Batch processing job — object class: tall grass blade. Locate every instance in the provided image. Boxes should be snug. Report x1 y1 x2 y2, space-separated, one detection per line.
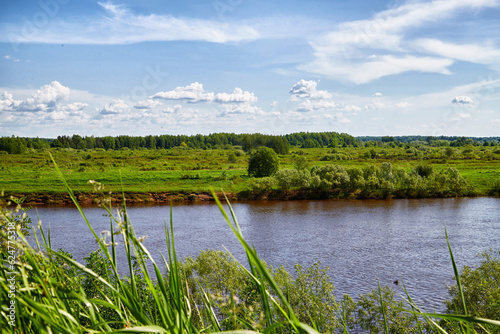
377 279 390 334
445 227 468 316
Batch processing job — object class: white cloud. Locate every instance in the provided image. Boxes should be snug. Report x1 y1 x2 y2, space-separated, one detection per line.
0 1 259 45
0 92 22 111
365 100 386 110
61 102 88 112
151 82 214 102
163 104 182 113
302 55 454 85
296 99 336 112
396 101 414 108
4 55 20 62
299 0 499 83
323 112 351 123
214 88 257 103
134 99 163 110
152 83 258 105
218 103 263 117
416 39 500 65
99 99 131 115
451 96 474 104
373 92 383 97
338 105 362 112
289 79 331 99
0 81 86 114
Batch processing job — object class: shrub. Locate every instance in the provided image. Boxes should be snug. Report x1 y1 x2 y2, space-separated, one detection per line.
320 153 352 161
444 250 500 333
248 176 276 192
488 178 500 196
247 146 279 177
310 164 350 190
275 169 299 190
414 164 434 178
227 151 237 163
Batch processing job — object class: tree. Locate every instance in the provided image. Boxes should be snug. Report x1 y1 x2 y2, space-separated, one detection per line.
247 146 279 177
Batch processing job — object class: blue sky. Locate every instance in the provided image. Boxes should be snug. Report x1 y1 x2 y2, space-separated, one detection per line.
1 0 500 138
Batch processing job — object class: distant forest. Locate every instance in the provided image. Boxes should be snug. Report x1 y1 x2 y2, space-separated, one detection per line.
1 132 499 154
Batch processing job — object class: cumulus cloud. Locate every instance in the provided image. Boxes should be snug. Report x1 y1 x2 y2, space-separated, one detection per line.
99 99 131 115
0 92 22 112
151 82 214 102
134 99 163 110
365 100 386 110
0 1 259 45
338 105 362 112
218 103 263 117
214 88 257 103
289 79 331 99
163 104 182 113
151 83 257 104
323 112 351 123
373 92 383 97
396 101 414 108
451 96 474 104
0 81 88 114
296 99 336 112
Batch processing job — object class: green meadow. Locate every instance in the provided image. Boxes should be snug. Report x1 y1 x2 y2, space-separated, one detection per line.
1 144 500 202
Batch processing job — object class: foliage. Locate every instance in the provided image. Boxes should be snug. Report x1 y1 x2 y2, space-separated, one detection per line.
247 146 279 177
274 263 340 333
248 177 277 193
444 250 500 333
320 153 352 161
414 164 434 178
354 286 422 333
488 178 500 196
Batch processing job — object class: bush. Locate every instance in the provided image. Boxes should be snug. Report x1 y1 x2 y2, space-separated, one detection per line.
247 146 279 177
275 169 299 190
248 176 276 192
310 164 350 190
320 153 352 161
488 178 500 196
414 164 434 178
227 152 237 163
444 250 500 333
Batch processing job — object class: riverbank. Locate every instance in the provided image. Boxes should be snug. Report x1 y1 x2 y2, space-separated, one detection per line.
3 187 491 206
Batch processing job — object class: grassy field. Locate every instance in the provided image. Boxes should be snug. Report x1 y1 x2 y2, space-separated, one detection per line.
1 145 500 201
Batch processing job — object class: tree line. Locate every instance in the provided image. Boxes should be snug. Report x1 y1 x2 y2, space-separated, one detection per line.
0 132 498 154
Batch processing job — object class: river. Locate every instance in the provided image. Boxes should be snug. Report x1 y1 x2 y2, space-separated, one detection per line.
29 197 499 312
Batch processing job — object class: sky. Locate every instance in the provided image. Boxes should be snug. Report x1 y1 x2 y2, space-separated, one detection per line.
1 0 500 138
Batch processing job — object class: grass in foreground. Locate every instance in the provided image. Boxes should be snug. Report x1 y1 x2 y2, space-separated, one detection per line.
0 156 499 333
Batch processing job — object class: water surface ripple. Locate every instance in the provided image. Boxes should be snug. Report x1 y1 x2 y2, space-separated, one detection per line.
33 197 500 312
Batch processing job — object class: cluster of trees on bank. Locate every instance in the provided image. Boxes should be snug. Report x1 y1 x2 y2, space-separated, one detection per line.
247 147 473 198
2 132 498 155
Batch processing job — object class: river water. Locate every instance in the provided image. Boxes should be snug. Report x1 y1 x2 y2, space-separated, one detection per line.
30 197 499 312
